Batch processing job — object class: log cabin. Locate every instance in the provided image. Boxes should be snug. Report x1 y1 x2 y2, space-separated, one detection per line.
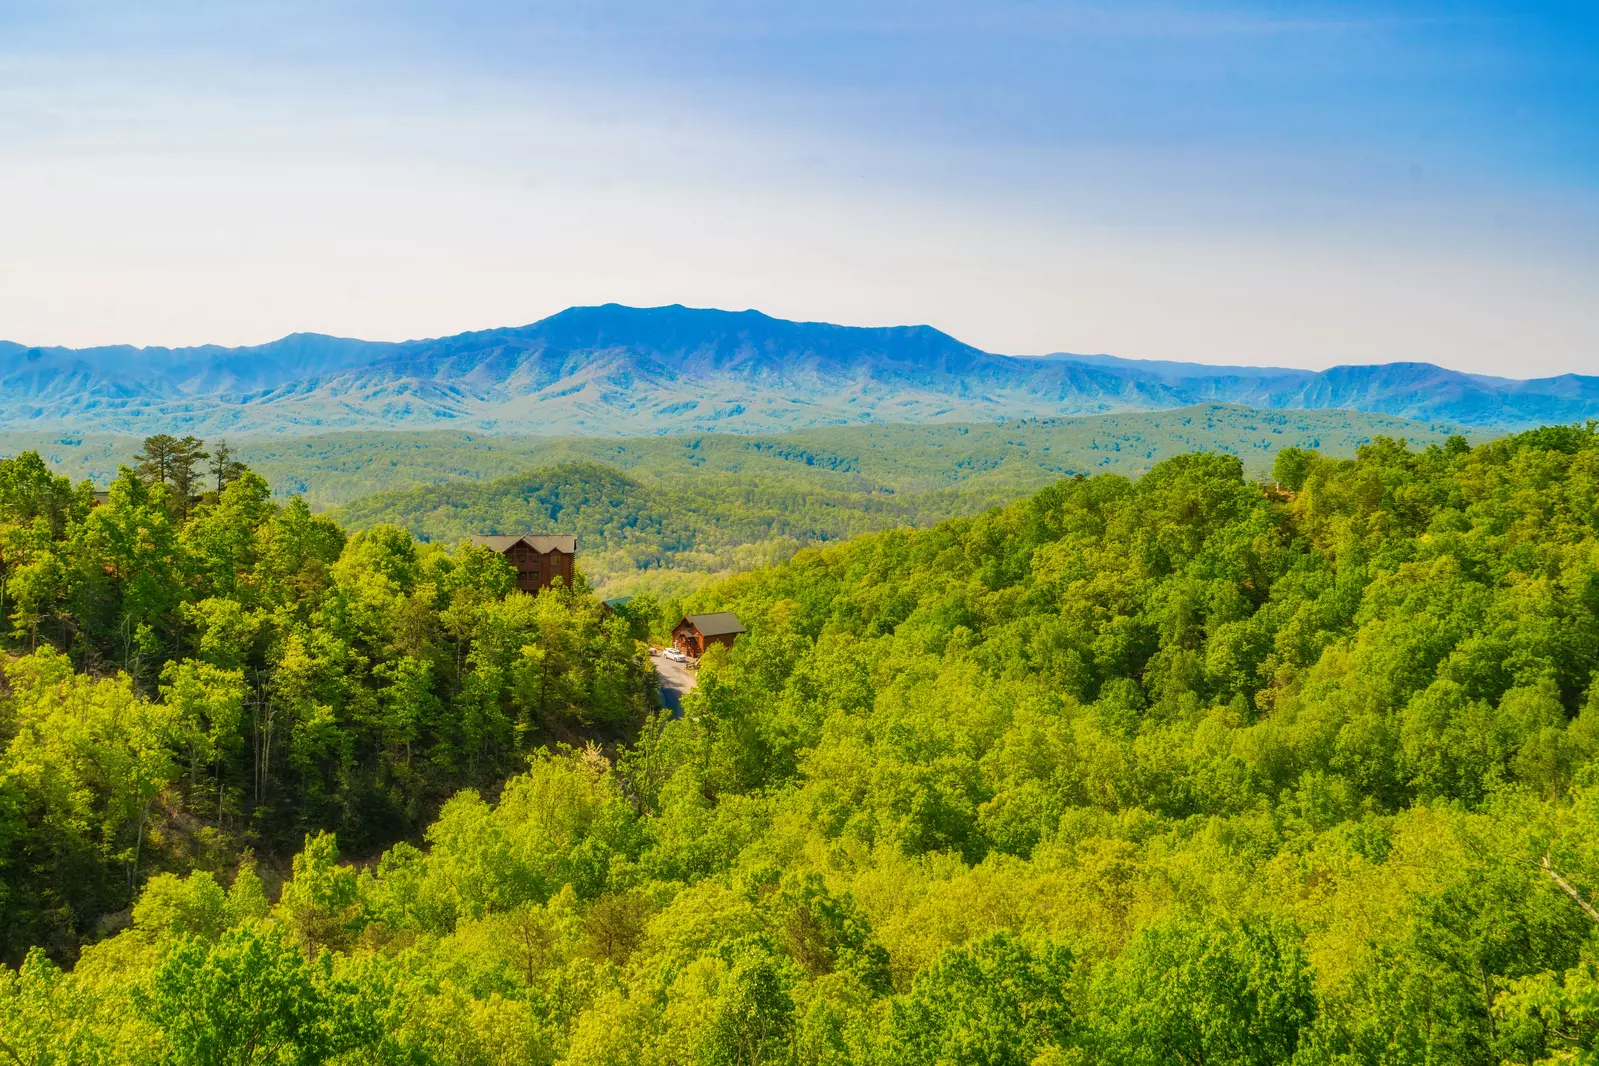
470 534 577 593
672 612 746 657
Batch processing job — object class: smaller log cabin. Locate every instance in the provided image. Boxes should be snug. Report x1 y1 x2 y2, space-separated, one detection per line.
470 534 577 594
673 612 746 657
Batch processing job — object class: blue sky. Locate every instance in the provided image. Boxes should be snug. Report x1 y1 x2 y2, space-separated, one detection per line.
1 0 1595 374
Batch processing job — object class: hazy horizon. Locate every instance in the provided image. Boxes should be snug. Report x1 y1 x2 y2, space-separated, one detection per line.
0 300 1593 382
3 1 1595 376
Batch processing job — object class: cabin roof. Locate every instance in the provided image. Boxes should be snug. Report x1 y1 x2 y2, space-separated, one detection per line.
603 595 634 610
679 611 746 637
470 534 578 554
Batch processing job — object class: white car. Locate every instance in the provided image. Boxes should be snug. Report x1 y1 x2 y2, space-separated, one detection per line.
662 647 688 663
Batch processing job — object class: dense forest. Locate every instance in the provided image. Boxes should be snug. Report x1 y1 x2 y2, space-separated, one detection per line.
327 407 1465 595
330 461 990 597
7 424 1599 1064
0 434 655 963
2 407 1466 598
0 403 1460 503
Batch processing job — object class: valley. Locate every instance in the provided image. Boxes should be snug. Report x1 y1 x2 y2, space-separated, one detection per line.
323 406 1464 595
0 405 1464 597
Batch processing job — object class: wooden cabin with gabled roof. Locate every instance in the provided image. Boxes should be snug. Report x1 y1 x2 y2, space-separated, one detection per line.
673 612 746 657
470 534 577 594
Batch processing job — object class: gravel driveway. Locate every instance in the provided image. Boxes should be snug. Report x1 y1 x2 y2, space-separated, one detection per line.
650 650 697 718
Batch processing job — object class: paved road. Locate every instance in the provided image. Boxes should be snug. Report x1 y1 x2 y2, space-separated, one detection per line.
650 650 697 718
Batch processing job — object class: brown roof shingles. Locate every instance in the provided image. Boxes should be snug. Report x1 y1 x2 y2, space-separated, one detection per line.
681 612 746 637
470 534 578 554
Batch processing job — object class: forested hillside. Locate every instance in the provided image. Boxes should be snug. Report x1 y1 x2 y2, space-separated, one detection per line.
9 426 1599 1064
323 406 1463 594
2 408 1464 597
0 439 655 963
0 403 1461 503
331 460 960 596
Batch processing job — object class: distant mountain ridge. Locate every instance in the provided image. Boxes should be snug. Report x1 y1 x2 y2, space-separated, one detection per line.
0 303 1587 433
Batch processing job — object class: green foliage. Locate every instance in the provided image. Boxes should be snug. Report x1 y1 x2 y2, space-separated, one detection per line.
12 423 1599 1066
885 932 1076 1066
133 872 230 943
330 460 949 595
0 408 1464 597
143 922 354 1066
0 406 1462 503
0 440 656 963
1272 445 1317 491
0 948 108 1066
1091 918 1314 1066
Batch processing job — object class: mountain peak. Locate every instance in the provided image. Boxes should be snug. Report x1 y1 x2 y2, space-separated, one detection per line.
0 305 1593 434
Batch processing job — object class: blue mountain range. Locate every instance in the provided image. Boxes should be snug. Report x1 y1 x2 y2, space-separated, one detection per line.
0 304 1587 434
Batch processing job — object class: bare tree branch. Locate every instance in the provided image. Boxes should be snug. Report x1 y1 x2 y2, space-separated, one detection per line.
1539 852 1599 923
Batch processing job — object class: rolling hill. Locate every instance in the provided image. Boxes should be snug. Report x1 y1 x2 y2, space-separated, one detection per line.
2 404 1464 505
323 405 1464 594
0 304 1590 433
